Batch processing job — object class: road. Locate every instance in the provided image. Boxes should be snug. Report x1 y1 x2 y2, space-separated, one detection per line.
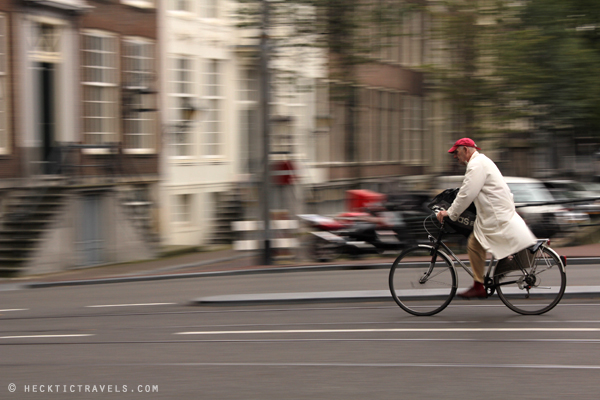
2 269 600 399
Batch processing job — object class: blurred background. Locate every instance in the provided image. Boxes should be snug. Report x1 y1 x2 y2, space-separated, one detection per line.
2 0 600 275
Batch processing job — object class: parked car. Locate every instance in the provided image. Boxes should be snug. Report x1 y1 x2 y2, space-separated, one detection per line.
542 180 600 217
432 175 588 238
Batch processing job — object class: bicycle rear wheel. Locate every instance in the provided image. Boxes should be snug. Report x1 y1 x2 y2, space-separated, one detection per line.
495 246 566 315
389 245 457 316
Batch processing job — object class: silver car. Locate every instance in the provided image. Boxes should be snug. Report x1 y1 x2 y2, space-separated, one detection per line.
433 176 588 238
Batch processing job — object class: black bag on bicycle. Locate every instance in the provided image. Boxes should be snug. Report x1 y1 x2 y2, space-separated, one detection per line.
427 188 477 237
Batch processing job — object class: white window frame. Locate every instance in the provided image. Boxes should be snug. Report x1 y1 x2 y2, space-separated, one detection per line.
81 30 119 152
169 56 195 158
355 87 367 163
172 193 192 224
313 80 330 165
121 0 155 10
390 92 401 162
169 0 194 14
381 91 391 162
202 59 224 158
369 89 380 162
237 68 259 174
403 95 424 164
238 67 258 104
411 12 423 67
200 0 218 19
122 37 156 154
331 100 346 163
0 14 8 155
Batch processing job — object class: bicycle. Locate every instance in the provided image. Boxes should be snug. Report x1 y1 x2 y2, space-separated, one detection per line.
388 209 567 316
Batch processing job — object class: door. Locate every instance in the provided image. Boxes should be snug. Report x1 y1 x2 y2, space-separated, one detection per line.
80 194 104 266
39 62 56 173
30 20 62 175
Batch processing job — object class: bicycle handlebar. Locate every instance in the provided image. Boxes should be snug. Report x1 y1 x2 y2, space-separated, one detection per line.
430 205 445 214
430 206 448 225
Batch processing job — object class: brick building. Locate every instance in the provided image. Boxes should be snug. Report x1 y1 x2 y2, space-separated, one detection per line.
0 0 161 275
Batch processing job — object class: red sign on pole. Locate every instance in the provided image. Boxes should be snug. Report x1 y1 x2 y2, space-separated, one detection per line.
272 160 295 185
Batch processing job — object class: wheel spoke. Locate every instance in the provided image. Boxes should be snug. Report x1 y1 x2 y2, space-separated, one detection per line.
494 246 566 315
389 246 457 316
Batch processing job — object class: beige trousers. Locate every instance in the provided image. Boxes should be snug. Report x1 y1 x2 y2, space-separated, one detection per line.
467 233 486 283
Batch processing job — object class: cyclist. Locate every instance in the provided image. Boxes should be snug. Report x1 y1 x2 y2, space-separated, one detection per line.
436 138 537 298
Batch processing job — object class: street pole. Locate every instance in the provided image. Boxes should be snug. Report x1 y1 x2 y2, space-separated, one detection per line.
260 0 272 265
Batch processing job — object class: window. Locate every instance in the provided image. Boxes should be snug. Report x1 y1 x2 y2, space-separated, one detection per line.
238 68 259 173
172 194 192 224
203 59 223 157
170 56 194 157
0 15 7 155
173 0 191 12
355 88 369 162
123 38 156 153
331 100 346 162
35 22 60 55
369 90 380 162
401 12 423 67
410 13 423 66
200 0 218 18
390 92 401 162
381 91 399 162
314 80 329 164
239 68 258 103
82 31 118 147
381 91 391 161
121 0 155 9
403 95 424 163
360 88 402 163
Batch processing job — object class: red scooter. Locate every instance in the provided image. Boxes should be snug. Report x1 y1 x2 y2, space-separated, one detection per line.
298 210 410 262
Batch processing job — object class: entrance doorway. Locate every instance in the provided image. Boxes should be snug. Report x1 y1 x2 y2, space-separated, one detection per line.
39 62 56 173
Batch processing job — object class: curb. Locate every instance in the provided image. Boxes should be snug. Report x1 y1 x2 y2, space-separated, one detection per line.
0 256 600 291
23 263 391 289
5 256 600 290
192 286 600 306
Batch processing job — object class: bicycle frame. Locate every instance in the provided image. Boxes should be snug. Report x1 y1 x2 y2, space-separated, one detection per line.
426 222 494 281
426 219 560 293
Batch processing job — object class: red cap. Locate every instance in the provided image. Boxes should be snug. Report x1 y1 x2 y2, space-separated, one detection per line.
448 138 481 153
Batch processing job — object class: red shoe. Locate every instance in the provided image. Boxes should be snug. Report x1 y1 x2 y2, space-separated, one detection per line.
457 282 487 299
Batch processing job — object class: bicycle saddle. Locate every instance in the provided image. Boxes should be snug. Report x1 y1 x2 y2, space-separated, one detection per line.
528 239 546 254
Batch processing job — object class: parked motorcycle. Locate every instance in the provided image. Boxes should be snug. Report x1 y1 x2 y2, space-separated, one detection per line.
298 210 416 262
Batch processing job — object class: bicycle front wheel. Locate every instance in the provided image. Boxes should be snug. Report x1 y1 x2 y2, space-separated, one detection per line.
495 246 566 315
389 245 457 316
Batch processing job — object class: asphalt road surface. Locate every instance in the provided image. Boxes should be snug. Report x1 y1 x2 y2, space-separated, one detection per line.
3 270 600 399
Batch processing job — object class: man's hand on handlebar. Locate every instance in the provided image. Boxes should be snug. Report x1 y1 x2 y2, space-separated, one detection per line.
436 209 449 224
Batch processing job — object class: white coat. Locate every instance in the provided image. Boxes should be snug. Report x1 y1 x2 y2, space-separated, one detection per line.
447 151 537 259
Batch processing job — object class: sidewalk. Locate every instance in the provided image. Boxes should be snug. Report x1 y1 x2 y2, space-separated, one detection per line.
0 242 598 284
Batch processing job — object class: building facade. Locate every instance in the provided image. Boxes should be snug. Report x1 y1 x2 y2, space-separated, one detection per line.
159 0 242 247
308 3 457 214
159 0 327 248
0 0 161 275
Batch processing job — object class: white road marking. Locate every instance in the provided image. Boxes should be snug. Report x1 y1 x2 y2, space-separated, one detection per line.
86 303 176 308
165 338 600 344
0 334 94 339
0 309 28 312
175 327 600 335
115 362 600 370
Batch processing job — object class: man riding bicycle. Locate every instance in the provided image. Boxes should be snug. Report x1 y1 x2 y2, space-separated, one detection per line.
436 138 537 299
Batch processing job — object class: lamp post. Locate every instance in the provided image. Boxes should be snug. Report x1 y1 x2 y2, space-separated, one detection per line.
178 98 198 131
169 98 200 145
260 0 272 265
